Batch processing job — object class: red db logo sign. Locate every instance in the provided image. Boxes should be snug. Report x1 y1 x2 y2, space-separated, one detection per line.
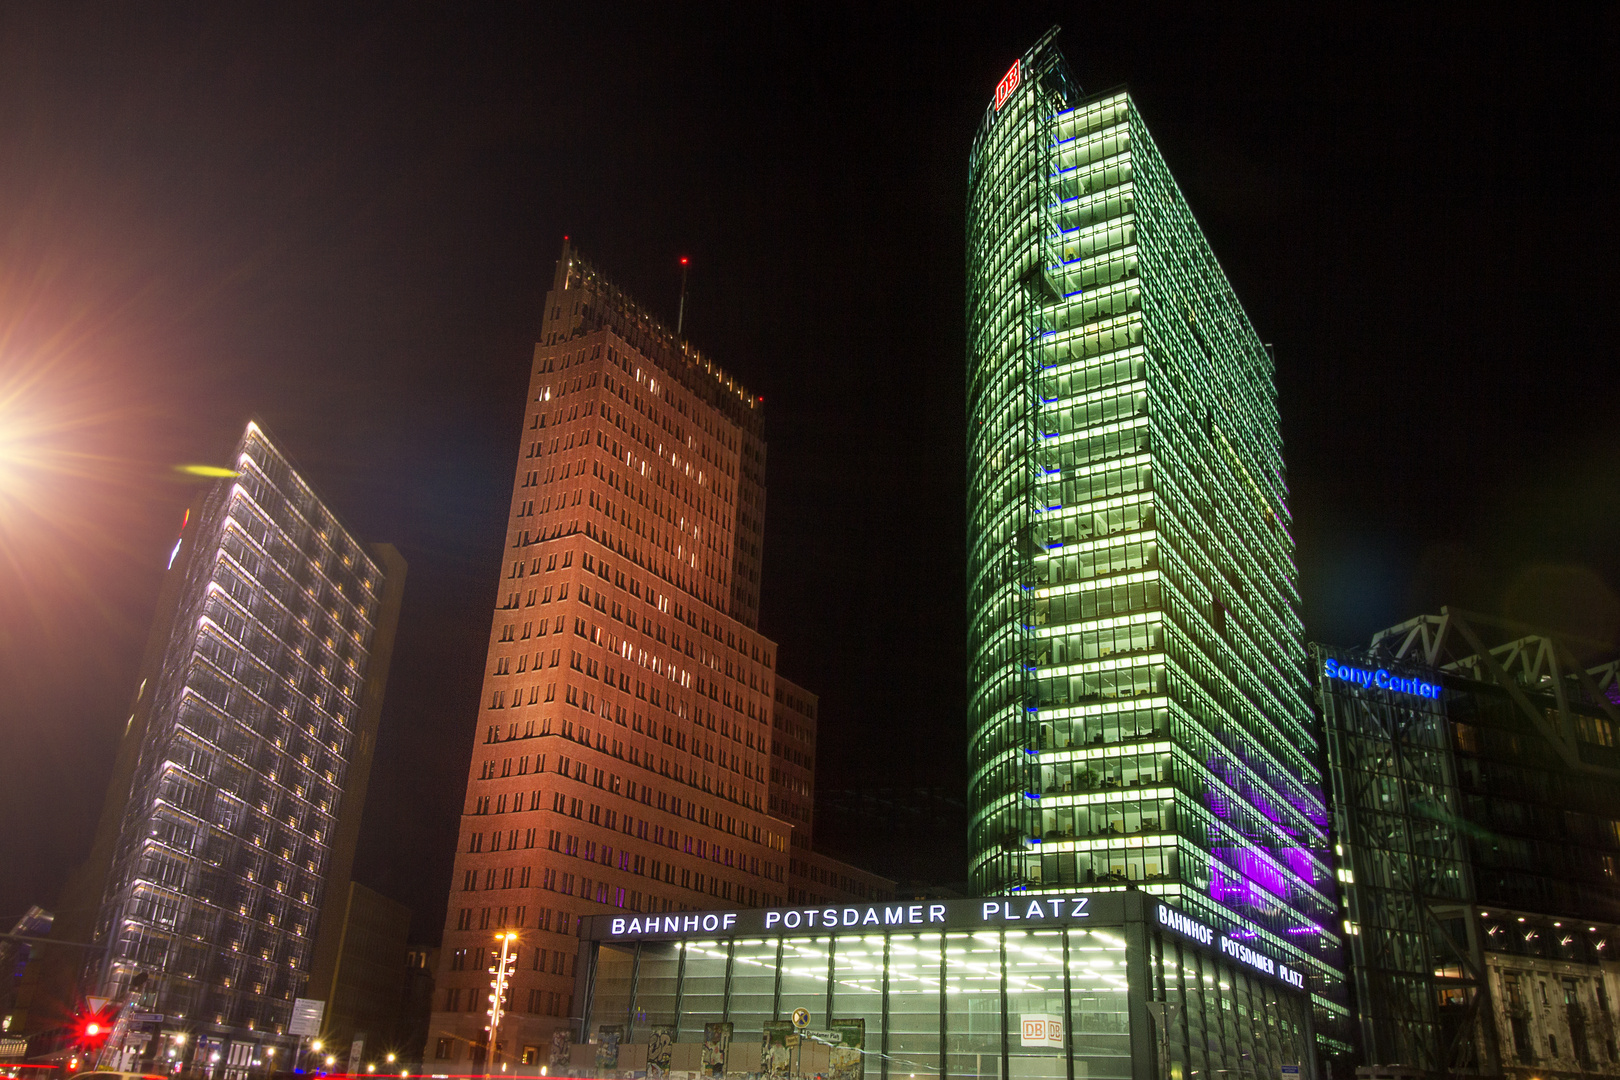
994 60 1021 111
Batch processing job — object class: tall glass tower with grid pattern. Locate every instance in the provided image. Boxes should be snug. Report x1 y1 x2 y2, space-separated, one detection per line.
965 30 1342 1012
77 421 405 1063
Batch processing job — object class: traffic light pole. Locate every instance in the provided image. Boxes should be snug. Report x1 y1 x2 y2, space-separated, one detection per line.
89 969 148 1071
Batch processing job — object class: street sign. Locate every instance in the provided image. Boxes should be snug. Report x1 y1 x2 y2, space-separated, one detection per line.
1281 1067 1300 1080
791 1008 810 1030
289 998 325 1037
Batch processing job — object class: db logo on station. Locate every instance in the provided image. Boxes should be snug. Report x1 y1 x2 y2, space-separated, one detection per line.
1020 1015 1063 1048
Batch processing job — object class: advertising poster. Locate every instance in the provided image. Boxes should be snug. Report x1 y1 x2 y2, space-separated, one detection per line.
646 1026 675 1078
827 1019 865 1080
701 1022 733 1078
597 1025 623 1070
761 1021 794 1080
549 1030 572 1071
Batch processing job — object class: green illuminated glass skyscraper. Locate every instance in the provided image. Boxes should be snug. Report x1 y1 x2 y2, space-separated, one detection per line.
966 30 1343 1009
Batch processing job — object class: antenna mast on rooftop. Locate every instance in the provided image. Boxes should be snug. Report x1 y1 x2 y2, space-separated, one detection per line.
676 256 690 336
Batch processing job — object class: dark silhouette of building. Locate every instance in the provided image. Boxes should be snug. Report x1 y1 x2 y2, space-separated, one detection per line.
397 945 437 1066
812 787 970 893
309 882 413 1070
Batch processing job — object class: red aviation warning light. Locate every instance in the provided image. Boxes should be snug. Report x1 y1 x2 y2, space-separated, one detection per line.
994 59 1021 110
677 257 692 334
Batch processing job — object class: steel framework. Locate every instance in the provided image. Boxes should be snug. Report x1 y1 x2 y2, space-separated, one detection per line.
1324 607 1620 1077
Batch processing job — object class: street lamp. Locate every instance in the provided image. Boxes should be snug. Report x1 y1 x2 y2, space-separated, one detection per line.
486 932 518 1080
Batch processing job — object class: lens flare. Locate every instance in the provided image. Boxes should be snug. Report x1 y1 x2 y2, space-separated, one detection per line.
0 347 173 695
0 355 148 559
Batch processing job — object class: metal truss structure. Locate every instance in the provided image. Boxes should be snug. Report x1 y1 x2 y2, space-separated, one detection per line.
1375 609 1620 776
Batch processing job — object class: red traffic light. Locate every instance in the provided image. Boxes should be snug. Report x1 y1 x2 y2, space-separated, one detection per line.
77 1009 115 1047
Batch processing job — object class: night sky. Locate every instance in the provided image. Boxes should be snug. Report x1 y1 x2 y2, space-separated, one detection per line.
2 6 1616 940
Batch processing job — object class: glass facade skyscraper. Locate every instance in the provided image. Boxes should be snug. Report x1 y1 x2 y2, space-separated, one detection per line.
78 422 405 1068
965 31 1341 1011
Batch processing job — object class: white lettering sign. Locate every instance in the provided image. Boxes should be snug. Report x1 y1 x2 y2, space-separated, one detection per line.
1155 903 1214 945
606 895 1095 940
760 903 945 931
981 897 1089 923
1155 904 1306 990
611 912 738 936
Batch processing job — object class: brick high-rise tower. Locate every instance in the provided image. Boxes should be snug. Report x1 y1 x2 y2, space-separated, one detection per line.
430 243 811 1065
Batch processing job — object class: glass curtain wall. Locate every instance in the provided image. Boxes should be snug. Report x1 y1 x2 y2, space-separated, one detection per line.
1067 927 1130 1078
887 934 942 1080
676 940 729 1042
731 939 784 1057
832 936 885 1078
1003 930 1068 1080
584 928 1135 1080
943 933 1002 1080
1151 933 1310 1080
1317 645 1469 1072
93 422 386 1035
964 34 1341 1018
779 937 831 1026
